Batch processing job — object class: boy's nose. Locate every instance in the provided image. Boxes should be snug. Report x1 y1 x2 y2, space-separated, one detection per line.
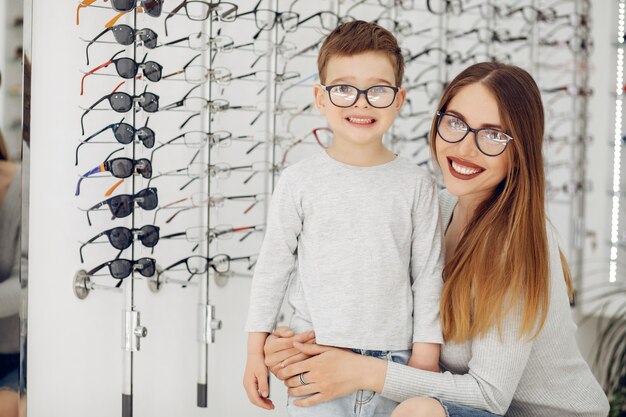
353 92 369 108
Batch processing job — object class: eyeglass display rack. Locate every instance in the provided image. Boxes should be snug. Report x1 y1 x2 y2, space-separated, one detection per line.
72 1 591 416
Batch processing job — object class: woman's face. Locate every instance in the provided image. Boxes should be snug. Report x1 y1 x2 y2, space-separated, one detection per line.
435 82 511 203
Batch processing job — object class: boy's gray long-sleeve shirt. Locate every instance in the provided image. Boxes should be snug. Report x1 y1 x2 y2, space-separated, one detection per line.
245 152 444 350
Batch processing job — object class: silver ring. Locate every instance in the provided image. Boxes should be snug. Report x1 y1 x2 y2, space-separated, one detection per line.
298 372 307 385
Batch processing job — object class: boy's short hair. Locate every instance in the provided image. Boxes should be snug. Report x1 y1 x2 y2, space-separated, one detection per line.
317 20 405 87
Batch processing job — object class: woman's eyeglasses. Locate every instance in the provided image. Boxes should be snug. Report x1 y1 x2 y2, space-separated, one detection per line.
75 147 152 196
76 118 155 165
79 225 160 263
322 84 399 108
86 257 156 288
81 50 162 95
85 25 158 65
83 187 159 226
436 111 513 157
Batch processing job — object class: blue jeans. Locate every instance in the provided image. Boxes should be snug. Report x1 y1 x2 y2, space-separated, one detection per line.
437 399 501 417
287 349 410 417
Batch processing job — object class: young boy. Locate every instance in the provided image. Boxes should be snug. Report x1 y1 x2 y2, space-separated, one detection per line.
243 21 444 416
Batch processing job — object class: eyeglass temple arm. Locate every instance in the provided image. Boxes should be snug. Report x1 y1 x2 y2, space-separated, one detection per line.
85 27 111 65
81 95 109 135
160 35 189 48
159 231 187 240
75 164 105 196
106 7 143 29
105 178 125 197
76 0 98 25
79 230 109 263
85 261 109 277
75 121 118 165
179 112 200 129
162 53 200 80
164 0 187 36
81 57 117 95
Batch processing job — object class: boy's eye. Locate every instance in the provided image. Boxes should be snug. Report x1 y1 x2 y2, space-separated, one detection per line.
334 85 355 95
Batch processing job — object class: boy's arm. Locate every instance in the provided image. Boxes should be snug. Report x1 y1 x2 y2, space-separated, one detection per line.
245 172 303 333
244 332 274 409
410 177 444 345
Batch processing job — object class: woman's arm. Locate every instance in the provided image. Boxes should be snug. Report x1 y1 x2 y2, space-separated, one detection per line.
277 343 389 407
280 310 534 414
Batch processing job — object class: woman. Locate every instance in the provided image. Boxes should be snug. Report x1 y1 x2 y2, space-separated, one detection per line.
263 63 610 417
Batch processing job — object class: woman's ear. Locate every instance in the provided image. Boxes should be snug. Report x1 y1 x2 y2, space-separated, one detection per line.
313 84 327 115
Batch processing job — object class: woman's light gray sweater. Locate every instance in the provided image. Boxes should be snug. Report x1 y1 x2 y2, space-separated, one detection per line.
382 190 610 417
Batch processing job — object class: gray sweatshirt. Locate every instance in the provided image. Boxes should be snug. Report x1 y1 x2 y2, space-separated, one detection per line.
245 152 444 350
382 190 610 417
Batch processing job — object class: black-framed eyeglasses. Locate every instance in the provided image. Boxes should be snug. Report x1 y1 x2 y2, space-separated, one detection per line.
79 225 160 263
296 11 354 33
436 111 513 157
236 0 299 40
158 254 257 283
322 84 399 108
84 187 159 226
86 257 156 288
81 89 159 135
75 117 155 165
85 25 158 65
75 147 152 196
164 1 238 36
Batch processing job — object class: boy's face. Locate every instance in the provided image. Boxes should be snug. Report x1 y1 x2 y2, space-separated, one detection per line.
314 51 406 148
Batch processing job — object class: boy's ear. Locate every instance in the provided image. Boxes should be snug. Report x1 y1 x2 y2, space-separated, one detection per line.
313 84 327 115
395 87 407 111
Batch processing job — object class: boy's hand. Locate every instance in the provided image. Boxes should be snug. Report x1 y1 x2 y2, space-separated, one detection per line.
408 342 441 372
243 353 274 410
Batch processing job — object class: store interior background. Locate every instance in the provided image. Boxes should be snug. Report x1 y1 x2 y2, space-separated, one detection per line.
0 0 622 416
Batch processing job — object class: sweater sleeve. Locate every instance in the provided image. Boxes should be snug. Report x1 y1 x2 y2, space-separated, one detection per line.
383 306 533 415
410 177 444 344
244 172 302 333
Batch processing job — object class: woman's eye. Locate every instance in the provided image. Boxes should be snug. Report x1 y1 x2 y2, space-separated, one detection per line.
448 118 466 130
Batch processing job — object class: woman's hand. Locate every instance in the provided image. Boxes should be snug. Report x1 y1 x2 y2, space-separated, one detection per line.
277 343 388 407
264 327 316 378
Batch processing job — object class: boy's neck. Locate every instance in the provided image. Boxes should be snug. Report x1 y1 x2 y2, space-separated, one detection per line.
326 137 396 167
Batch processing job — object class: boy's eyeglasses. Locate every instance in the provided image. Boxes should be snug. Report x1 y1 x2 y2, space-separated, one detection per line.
164 1 238 36
436 111 513 157
76 118 155 165
81 51 162 95
86 257 156 288
85 25 158 65
84 187 158 226
75 148 152 196
81 90 159 135
322 84 399 109
79 225 160 263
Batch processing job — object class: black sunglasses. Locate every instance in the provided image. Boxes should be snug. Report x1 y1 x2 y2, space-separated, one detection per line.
75 148 152 196
79 225 160 263
86 257 156 288
84 187 158 226
86 25 158 65
75 118 155 165
81 90 159 135
111 0 163 16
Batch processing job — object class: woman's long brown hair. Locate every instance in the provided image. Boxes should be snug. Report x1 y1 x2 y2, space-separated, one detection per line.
429 62 574 343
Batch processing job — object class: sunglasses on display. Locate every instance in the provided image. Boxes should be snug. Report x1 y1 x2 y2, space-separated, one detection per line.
164 1 238 36
81 50 162 95
79 225 160 263
86 257 156 288
75 147 152 197
77 0 163 24
83 187 159 226
85 25 158 65
81 88 159 135
76 118 155 165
